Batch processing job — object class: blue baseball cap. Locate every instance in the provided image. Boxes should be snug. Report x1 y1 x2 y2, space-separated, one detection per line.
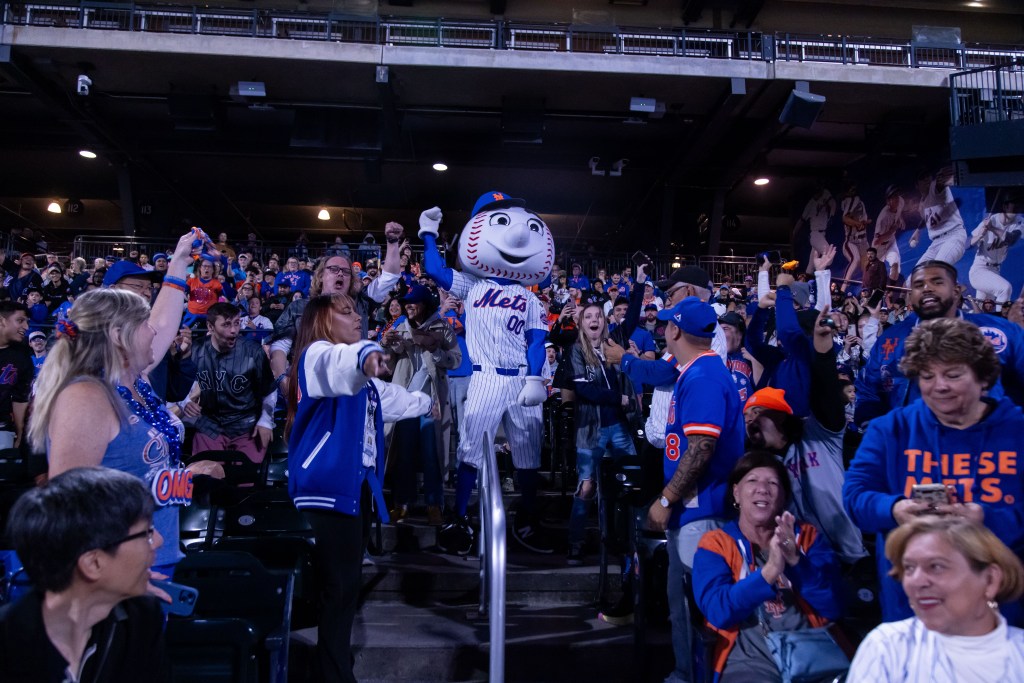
471 190 526 217
656 296 717 338
400 284 434 306
152 252 169 263
102 261 162 287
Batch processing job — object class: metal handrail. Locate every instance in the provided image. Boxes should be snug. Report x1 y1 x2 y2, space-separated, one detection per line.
477 431 506 683
3 2 1022 70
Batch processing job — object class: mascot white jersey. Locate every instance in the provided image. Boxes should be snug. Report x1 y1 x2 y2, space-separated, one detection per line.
420 191 556 554
419 191 553 471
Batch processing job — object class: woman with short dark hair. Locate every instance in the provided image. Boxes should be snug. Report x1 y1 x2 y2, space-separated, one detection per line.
694 451 844 683
0 467 166 683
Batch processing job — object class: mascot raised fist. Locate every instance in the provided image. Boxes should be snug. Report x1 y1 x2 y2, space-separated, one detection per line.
418 191 556 555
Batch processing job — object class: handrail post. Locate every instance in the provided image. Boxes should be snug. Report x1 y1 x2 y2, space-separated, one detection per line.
477 432 505 683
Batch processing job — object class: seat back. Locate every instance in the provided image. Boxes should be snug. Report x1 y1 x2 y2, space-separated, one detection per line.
222 490 312 539
165 617 259 683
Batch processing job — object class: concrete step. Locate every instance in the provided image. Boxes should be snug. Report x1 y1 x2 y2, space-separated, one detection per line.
290 601 674 683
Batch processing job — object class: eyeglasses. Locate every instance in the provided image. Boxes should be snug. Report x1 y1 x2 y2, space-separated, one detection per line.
117 281 152 294
324 266 352 277
104 525 155 550
666 283 689 302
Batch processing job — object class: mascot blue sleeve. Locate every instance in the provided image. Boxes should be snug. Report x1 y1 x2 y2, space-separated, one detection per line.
421 233 454 291
526 328 545 376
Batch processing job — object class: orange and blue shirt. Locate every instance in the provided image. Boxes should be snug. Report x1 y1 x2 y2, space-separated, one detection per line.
664 351 746 529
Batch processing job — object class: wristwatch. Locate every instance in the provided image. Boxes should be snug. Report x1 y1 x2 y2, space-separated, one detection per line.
658 495 672 509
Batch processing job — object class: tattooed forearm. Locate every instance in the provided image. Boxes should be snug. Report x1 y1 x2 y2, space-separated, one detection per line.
664 434 717 502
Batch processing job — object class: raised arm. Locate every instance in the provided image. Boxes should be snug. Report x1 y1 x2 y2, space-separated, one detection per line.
146 229 203 375
417 207 455 292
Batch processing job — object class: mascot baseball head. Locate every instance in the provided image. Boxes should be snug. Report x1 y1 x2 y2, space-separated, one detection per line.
457 191 554 285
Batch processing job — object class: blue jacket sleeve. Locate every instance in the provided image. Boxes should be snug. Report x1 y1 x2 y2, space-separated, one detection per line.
421 234 454 291
617 277 645 343
744 307 784 370
621 355 678 389
854 336 887 425
774 286 811 358
526 328 546 376
842 418 901 534
786 527 843 621
692 546 777 630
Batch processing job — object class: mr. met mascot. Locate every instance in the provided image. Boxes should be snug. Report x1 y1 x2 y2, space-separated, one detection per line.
418 191 555 555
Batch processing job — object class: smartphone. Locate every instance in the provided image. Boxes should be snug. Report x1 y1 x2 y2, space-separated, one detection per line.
911 483 950 508
867 289 885 308
758 250 782 265
152 579 199 616
631 250 653 270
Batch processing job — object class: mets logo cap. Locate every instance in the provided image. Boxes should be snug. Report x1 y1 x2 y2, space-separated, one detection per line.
471 190 527 217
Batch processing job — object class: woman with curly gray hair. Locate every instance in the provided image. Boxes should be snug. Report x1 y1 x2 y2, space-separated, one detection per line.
844 317 1024 625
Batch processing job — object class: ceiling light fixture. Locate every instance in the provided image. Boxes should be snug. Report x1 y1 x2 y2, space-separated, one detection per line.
432 162 448 172
671 261 681 269
47 201 61 214
754 177 770 186
78 150 97 159
317 209 331 221
966 1 984 6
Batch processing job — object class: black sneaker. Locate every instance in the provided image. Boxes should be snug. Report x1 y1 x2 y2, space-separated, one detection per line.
566 542 585 566
438 515 475 555
511 520 556 554
598 593 634 626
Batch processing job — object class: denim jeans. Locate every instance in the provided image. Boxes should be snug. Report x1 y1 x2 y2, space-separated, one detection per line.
569 422 636 545
665 518 725 683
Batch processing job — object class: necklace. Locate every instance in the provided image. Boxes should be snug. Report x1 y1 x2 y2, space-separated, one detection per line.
115 379 182 467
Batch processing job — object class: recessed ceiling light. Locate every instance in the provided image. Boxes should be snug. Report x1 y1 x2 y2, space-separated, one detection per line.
317 209 331 221
47 201 62 213
967 1 984 6
432 163 448 172
754 177 770 186
79 149 97 159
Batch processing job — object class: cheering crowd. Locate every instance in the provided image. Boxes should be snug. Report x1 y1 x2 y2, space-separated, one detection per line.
1 214 1024 683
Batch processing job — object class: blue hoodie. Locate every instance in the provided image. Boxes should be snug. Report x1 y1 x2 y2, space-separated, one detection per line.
843 396 1024 622
855 311 1024 425
744 286 812 418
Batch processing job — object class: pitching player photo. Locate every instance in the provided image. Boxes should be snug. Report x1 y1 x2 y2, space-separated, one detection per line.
907 167 969 283
872 185 909 284
969 198 1022 310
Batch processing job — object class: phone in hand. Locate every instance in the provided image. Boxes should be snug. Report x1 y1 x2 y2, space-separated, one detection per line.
867 289 885 308
911 483 950 508
151 579 199 616
757 250 782 265
631 250 653 271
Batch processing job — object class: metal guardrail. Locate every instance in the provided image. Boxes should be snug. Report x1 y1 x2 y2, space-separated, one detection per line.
477 431 506 683
950 60 1024 127
3 2 1022 70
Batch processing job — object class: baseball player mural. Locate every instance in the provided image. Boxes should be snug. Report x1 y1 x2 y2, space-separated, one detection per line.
417 191 556 555
906 167 969 282
969 198 1022 310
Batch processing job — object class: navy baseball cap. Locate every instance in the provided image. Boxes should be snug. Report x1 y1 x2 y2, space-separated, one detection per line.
657 296 717 338
400 284 434 305
102 261 162 287
471 190 526 217
152 252 169 262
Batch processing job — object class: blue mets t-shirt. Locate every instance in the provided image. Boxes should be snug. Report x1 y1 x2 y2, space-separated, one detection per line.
664 351 746 529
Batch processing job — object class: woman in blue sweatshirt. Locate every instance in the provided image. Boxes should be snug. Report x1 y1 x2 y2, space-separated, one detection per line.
844 317 1024 625
285 294 430 683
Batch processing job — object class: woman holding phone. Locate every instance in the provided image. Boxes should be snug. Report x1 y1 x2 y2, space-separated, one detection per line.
844 317 1024 625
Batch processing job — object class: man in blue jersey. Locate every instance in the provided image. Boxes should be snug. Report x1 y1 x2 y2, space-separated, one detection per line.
647 296 746 683
856 259 1024 425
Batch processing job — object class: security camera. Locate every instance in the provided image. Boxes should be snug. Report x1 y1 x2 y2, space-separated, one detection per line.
76 74 92 96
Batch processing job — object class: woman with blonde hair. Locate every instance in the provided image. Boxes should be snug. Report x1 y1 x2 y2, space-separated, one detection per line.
31 229 205 575
567 301 638 568
848 517 1024 682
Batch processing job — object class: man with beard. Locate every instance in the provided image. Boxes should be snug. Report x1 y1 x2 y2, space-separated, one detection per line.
183 302 276 463
856 260 1024 425
0 302 31 449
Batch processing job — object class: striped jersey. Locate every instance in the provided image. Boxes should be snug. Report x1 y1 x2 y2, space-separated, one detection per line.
449 271 547 370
